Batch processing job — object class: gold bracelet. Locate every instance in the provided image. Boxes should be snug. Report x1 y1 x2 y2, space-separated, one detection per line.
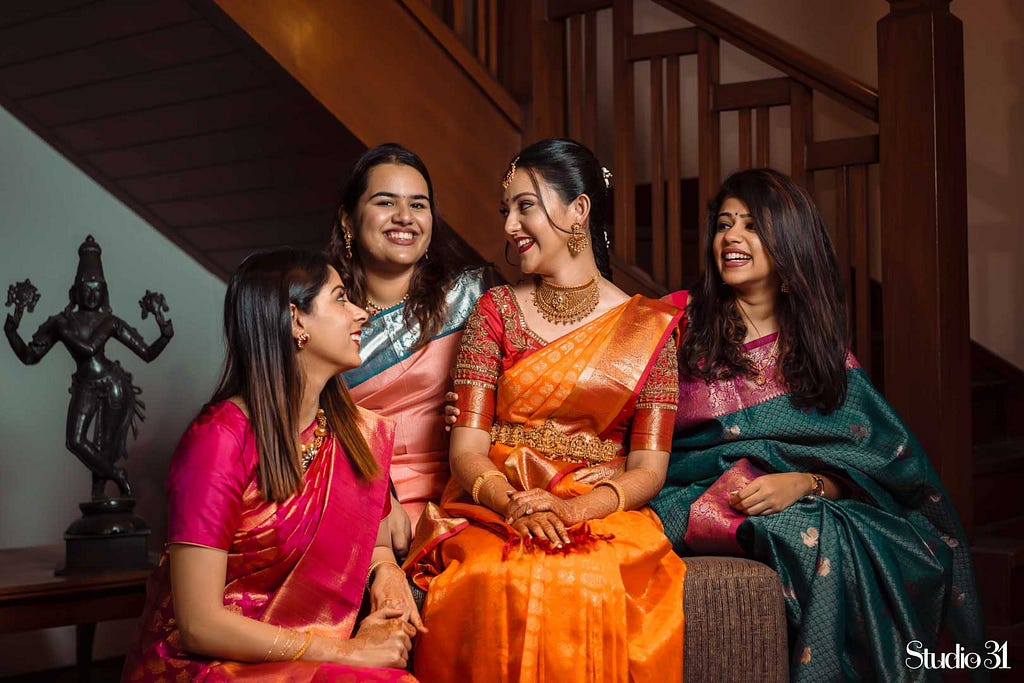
366 558 402 584
264 625 282 662
597 480 626 513
289 630 314 661
471 469 506 504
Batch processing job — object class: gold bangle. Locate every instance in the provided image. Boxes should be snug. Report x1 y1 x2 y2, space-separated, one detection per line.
367 558 402 584
597 480 626 513
809 474 825 497
289 630 314 661
264 625 282 662
276 630 297 661
471 469 506 504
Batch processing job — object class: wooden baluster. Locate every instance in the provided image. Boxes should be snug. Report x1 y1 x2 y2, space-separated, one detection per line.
584 11 599 150
833 166 853 335
755 106 769 166
452 0 469 47
487 0 498 75
696 29 720 268
789 81 812 191
738 107 752 169
527 0 565 140
666 55 682 291
849 164 871 378
613 0 636 264
568 14 584 140
650 58 666 285
475 0 486 63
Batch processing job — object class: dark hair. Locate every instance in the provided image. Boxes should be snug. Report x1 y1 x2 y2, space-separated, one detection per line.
508 138 613 279
209 248 378 502
681 168 849 413
329 143 474 348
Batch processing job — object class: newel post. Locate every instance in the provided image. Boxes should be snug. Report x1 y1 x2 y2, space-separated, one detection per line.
878 0 972 529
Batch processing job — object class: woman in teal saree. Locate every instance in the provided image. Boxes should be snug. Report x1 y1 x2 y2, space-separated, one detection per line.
651 168 985 681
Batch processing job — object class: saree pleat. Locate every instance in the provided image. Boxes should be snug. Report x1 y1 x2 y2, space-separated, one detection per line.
652 342 986 682
410 290 685 683
122 403 414 682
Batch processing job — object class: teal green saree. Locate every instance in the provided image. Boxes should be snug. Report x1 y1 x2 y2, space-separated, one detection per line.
652 306 985 681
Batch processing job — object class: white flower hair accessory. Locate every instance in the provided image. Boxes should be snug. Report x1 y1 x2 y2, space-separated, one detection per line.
601 166 613 189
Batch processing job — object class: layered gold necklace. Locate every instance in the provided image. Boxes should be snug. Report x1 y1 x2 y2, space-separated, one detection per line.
532 277 600 325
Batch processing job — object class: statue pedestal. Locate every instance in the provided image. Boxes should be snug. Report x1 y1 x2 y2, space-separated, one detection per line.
56 498 152 575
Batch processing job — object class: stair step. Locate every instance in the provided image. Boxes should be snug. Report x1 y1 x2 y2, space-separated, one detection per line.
972 536 1024 627
974 441 1024 527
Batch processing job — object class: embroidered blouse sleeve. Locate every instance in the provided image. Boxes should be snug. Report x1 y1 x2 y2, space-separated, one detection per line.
630 337 680 452
453 289 504 431
166 411 250 551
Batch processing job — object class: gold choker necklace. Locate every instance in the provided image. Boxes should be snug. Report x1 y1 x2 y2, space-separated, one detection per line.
365 293 409 316
532 277 599 325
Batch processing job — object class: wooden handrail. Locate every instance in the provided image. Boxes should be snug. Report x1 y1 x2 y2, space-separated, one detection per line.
651 0 878 121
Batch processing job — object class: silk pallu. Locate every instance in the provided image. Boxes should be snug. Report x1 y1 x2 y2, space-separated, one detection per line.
409 288 686 683
651 341 986 683
345 268 493 528
122 401 415 682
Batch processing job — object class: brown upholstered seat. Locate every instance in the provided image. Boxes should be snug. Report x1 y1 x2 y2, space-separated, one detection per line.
683 556 788 682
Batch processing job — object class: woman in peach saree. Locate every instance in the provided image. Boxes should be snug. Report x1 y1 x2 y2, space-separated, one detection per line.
407 139 686 683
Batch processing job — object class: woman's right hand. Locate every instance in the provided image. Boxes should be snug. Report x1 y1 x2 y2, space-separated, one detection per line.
443 391 460 432
340 607 415 669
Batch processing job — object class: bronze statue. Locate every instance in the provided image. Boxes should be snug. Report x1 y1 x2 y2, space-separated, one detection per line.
5 235 173 500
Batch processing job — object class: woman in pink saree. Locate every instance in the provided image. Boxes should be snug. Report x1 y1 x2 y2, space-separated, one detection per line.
122 249 421 682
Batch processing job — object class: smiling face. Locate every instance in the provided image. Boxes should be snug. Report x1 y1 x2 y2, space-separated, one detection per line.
500 168 580 276
294 267 368 375
342 163 432 275
713 196 778 295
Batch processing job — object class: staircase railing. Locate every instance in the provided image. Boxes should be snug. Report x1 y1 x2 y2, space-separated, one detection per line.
423 0 972 530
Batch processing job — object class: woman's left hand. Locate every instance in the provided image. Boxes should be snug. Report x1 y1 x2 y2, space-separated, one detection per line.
511 511 572 546
506 488 574 525
369 563 426 634
729 472 811 516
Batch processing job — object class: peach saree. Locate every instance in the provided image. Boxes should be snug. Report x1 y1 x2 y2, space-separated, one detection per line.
408 286 686 683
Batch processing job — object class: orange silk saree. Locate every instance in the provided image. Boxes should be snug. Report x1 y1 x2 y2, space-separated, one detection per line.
408 287 686 683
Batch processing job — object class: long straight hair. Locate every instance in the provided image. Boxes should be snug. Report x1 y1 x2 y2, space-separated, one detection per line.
329 143 477 349
209 248 378 502
681 168 849 413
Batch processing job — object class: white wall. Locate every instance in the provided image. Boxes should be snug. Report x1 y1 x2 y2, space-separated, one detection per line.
0 107 225 675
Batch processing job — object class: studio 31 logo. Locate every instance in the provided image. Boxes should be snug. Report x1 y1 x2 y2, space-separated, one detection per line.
905 640 1010 671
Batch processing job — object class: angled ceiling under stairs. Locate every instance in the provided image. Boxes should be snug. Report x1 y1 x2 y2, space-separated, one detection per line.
0 0 365 281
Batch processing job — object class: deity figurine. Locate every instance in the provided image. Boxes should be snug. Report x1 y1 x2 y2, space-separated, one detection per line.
5 235 173 499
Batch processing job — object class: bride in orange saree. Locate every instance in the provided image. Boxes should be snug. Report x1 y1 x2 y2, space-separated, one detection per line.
407 139 686 683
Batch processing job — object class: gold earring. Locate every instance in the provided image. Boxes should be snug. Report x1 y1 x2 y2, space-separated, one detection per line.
343 231 353 259
296 332 310 350
567 222 588 256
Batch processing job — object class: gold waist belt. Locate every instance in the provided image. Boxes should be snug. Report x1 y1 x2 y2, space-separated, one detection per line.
489 419 622 464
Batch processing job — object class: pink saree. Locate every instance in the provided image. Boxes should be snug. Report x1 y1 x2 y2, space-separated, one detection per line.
121 401 415 682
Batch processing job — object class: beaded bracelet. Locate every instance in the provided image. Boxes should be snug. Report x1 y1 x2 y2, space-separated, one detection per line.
471 469 507 504
596 479 626 513
289 630 314 661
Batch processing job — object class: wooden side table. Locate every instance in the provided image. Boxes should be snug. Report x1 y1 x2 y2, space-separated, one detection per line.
0 543 152 682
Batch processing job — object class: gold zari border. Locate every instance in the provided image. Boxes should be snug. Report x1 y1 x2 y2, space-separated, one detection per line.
489 420 622 465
